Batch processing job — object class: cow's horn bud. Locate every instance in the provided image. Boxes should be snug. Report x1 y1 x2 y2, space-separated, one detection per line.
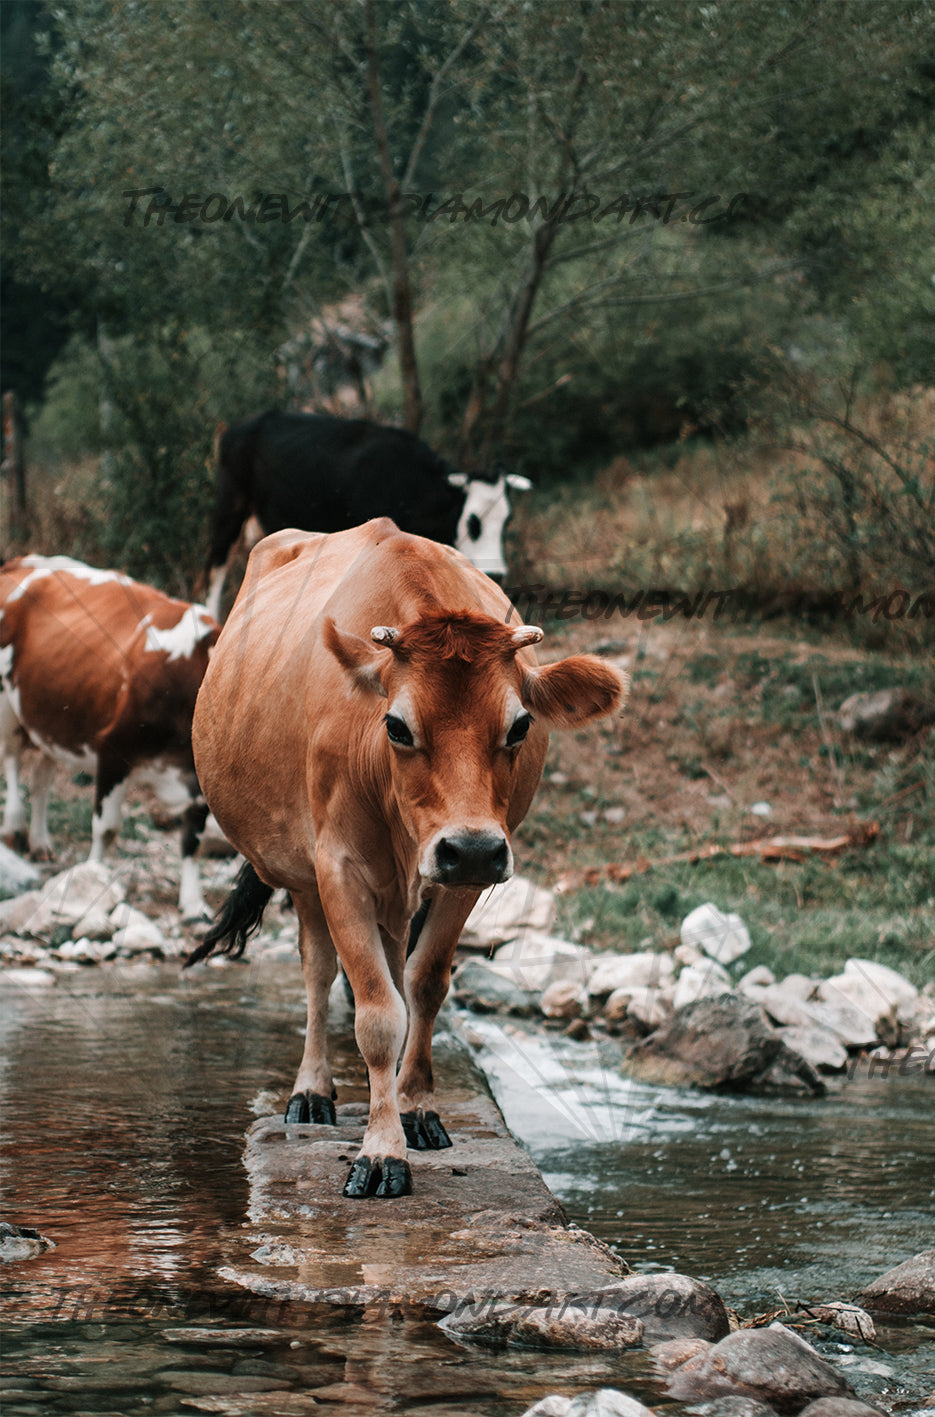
511 625 543 648
371 626 399 646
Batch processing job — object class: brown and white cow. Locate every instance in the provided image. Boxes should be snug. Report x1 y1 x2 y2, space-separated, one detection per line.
0 555 219 918
188 519 627 1197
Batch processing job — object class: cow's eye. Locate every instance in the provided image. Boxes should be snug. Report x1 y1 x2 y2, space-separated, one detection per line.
506 711 532 747
385 714 414 747
467 513 482 541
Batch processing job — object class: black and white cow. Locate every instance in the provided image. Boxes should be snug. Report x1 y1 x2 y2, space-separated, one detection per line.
203 410 531 620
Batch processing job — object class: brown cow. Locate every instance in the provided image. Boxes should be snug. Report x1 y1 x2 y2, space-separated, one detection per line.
188 520 627 1197
0 555 219 918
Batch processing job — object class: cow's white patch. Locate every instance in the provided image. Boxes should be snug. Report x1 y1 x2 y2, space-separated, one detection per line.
89 779 128 861
178 854 207 920
23 730 96 773
134 761 199 813
0 642 13 682
142 607 214 661
455 477 513 578
7 555 133 602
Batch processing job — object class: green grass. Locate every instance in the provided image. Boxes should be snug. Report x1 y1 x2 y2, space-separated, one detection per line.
551 842 935 989
519 621 934 991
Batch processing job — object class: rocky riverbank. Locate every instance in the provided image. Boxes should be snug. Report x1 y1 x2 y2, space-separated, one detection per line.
450 884 935 1094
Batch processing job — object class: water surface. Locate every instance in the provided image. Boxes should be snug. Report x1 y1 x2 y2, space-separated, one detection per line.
2 962 933 1414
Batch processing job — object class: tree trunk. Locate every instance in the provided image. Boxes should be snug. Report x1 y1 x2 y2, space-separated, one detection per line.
365 1 423 434
459 214 561 468
2 390 28 550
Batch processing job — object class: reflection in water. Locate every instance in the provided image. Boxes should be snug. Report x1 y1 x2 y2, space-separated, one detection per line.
1 963 933 1415
461 1015 935 1308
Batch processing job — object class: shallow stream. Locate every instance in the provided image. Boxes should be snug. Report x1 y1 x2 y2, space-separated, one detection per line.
1 959 933 1415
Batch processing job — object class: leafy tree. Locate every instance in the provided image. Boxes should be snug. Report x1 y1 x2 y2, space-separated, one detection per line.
8 0 933 586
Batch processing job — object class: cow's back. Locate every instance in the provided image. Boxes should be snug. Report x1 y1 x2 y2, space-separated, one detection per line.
1 556 216 757
224 411 463 542
192 520 512 884
1 558 144 752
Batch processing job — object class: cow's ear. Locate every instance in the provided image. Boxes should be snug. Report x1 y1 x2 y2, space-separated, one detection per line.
521 656 628 728
505 473 533 492
323 617 388 698
447 471 468 489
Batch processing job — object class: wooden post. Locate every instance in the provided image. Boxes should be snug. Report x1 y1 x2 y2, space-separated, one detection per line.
1 390 28 554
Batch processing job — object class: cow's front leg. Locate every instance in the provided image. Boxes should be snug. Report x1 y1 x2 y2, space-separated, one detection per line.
286 889 339 1126
398 888 481 1151
178 794 209 921
89 757 129 862
319 863 410 1198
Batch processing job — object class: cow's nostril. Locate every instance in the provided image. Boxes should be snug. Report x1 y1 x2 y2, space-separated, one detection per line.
436 837 461 872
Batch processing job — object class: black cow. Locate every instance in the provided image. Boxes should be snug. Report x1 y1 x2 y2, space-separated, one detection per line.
204 410 531 620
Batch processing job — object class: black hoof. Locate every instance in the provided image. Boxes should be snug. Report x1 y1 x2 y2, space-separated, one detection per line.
343 1155 413 1199
401 1109 452 1150
284 1091 337 1125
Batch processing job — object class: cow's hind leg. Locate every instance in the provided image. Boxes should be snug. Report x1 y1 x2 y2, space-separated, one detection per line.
397 890 481 1151
286 890 339 1126
26 753 57 861
178 791 209 921
1 699 29 853
89 756 129 863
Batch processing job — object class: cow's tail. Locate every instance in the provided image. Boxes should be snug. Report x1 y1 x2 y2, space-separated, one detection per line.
184 860 273 968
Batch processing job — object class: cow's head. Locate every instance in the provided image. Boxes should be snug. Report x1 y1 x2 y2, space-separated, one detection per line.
448 469 533 581
324 611 626 888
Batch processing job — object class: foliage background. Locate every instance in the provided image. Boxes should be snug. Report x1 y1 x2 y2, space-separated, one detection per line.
1 0 933 599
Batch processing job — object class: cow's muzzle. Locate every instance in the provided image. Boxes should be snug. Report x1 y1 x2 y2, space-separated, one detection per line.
426 829 513 887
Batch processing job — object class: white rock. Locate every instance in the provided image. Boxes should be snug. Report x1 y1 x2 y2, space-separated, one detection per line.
674 942 704 968
749 801 772 817
627 985 674 1030
672 963 734 1011
777 972 818 1001
112 917 167 952
491 933 594 992
567 1390 656 1417
541 979 589 1019
738 964 776 995
777 1024 848 1072
30 862 126 935
0 841 41 897
843 958 918 1018
603 987 635 1022
817 972 899 1042
758 975 818 1021
57 938 112 964
680 902 751 965
761 989 878 1048
460 875 556 947
520 1399 572 1417
71 907 116 941
109 903 156 933
0 889 43 934
587 950 674 998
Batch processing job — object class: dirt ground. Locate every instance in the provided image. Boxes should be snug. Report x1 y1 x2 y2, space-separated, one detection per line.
520 613 932 875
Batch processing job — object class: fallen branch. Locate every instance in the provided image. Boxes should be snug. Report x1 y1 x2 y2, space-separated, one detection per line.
554 822 879 893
